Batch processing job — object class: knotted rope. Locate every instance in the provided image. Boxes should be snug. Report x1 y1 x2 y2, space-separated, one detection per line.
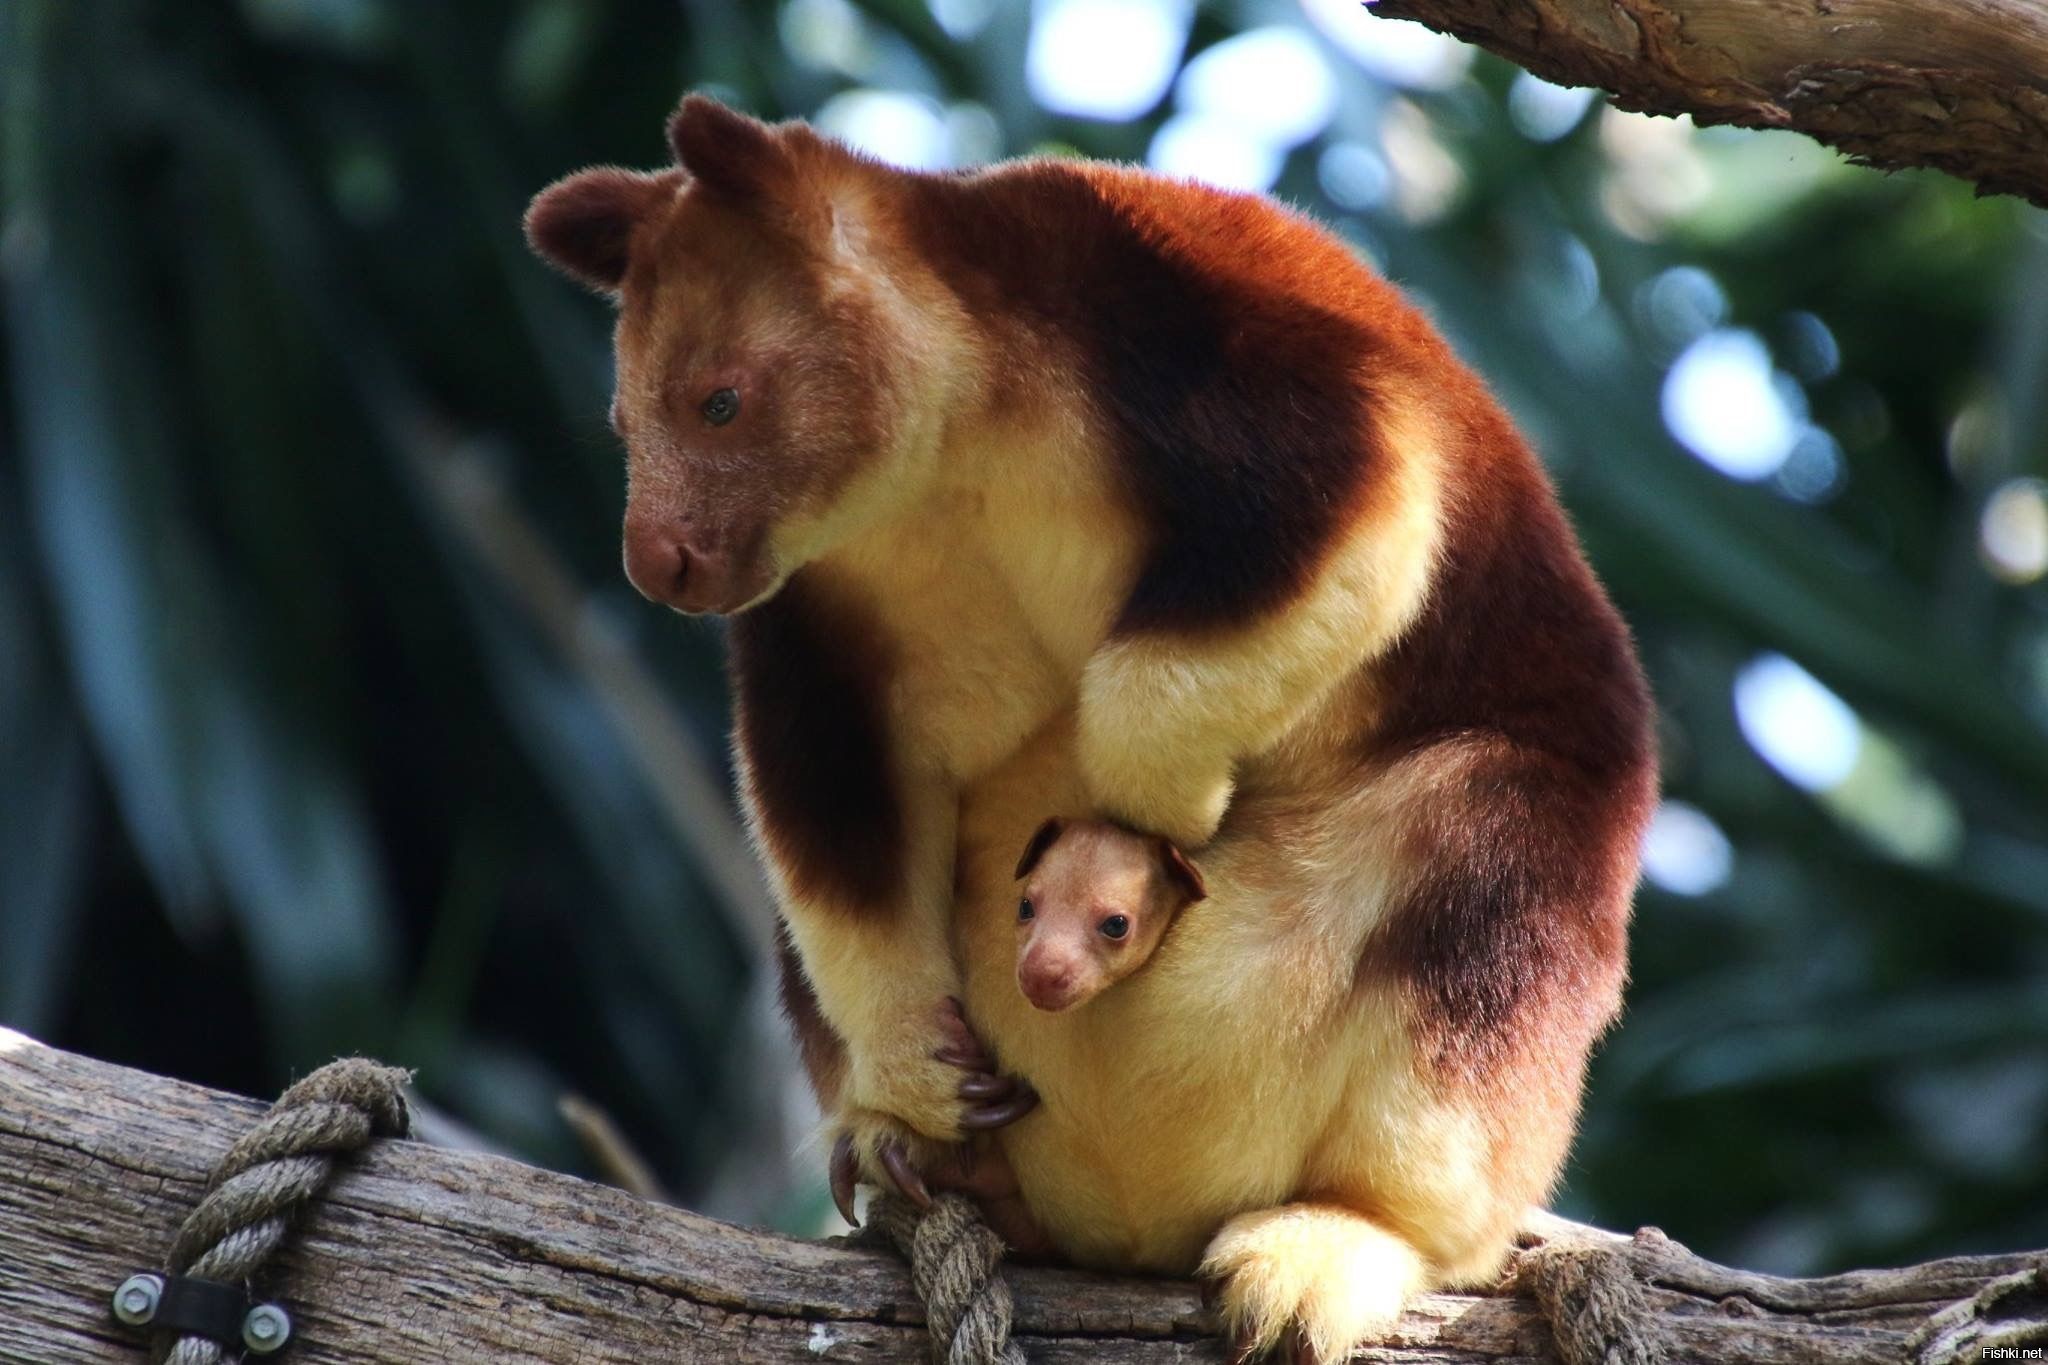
863 1193 1026 1365
156 1058 412 1364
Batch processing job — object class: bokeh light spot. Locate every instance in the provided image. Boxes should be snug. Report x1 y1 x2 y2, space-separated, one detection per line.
1379 99 1464 223
1507 72 1595 142
1318 141 1390 211
1176 27 1337 148
1300 0 1472 90
1734 654 1862 792
1148 113 1282 190
1640 265 1727 348
928 0 995 39
1772 427 1846 504
1027 0 1189 120
1641 800 1734 896
814 90 949 169
1980 478 2048 584
780 0 871 76
1780 311 1841 382
1663 329 1799 480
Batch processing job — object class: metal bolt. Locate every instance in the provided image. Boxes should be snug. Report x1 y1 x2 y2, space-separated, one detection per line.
111 1274 164 1326
242 1303 292 1354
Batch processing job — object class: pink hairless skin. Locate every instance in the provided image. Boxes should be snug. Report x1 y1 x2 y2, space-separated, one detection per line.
1010 817 1208 1013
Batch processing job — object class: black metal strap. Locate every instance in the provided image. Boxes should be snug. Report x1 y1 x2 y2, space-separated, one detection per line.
150 1274 251 1343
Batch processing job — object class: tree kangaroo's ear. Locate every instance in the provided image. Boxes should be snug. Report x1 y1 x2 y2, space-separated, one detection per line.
524 167 678 293
667 95 793 200
1157 837 1208 904
1014 818 1066 880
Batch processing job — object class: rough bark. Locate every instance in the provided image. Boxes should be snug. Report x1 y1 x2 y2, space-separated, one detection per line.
1365 0 2048 209
1 1027 2043 1363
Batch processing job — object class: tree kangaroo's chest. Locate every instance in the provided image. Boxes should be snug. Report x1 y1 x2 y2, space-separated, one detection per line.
827 492 1134 784
882 608 1069 783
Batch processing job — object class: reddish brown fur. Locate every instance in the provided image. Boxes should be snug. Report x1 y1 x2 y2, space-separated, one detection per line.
523 168 683 291
589 123 905 613
1367 401 1655 1079
898 167 1396 635
526 101 1658 1344
729 577 906 913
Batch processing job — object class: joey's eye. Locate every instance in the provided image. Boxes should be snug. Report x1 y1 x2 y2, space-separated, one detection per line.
701 387 740 426
1017 899 1035 923
1099 915 1130 941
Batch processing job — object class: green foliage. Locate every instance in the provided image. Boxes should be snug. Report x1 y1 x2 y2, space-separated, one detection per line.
2 0 2043 1271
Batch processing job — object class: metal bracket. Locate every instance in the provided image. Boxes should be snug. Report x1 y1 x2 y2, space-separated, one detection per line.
111 1272 294 1355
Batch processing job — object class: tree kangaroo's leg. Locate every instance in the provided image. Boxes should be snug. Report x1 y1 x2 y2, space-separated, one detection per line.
731 591 1034 1204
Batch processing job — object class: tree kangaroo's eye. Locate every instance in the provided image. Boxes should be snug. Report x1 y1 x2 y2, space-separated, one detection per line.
701 387 740 425
1099 915 1130 940
1017 899 1035 923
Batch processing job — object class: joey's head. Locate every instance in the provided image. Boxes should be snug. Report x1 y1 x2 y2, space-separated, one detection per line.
524 96 962 616
1010 818 1207 1013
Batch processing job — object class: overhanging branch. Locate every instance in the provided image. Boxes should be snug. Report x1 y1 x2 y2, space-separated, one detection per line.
1365 0 2048 208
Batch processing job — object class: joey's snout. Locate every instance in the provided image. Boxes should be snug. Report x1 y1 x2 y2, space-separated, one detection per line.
1016 941 1095 1013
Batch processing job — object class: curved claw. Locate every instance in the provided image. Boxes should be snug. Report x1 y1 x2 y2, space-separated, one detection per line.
830 1132 860 1228
879 1139 932 1209
960 1084 1041 1130
933 1043 995 1072
957 1072 1014 1100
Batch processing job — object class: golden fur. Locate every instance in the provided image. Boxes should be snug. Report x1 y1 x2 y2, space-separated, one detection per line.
525 98 1656 1360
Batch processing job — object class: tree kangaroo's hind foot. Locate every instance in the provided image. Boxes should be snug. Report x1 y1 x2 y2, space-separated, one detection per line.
1202 1203 1427 1364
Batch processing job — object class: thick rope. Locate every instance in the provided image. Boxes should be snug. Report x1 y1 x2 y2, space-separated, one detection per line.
865 1193 1027 1365
1517 1238 1668 1365
157 1058 412 1365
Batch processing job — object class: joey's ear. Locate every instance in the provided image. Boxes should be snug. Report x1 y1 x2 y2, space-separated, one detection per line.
667 95 791 199
1014 818 1065 880
524 167 675 292
1157 838 1208 904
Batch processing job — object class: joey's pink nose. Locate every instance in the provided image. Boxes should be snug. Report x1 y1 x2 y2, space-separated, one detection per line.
1018 957 1083 1013
622 525 738 614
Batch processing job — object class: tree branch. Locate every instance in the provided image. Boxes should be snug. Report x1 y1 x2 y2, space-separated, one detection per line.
2 1028 2043 1362
1365 0 2048 208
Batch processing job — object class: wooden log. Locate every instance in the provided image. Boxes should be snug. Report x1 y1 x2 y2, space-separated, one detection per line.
0 1027 2040 1363
1365 0 2048 209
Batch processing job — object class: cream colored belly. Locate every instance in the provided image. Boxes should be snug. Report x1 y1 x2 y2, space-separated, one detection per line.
951 715 1520 1279
958 938 1316 1269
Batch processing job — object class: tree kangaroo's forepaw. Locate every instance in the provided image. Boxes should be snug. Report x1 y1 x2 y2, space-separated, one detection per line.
830 997 1038 1226
829 1119 937 1224
1202 1205 1424 1364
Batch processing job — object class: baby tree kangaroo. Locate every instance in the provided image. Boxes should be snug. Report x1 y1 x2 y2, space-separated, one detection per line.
526 95 1655 1362
1011 817 1205 1013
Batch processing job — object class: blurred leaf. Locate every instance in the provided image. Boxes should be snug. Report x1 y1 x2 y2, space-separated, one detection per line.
0 475 93 1033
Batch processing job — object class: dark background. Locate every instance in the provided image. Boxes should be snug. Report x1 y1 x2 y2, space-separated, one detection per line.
5 0 2046 1272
